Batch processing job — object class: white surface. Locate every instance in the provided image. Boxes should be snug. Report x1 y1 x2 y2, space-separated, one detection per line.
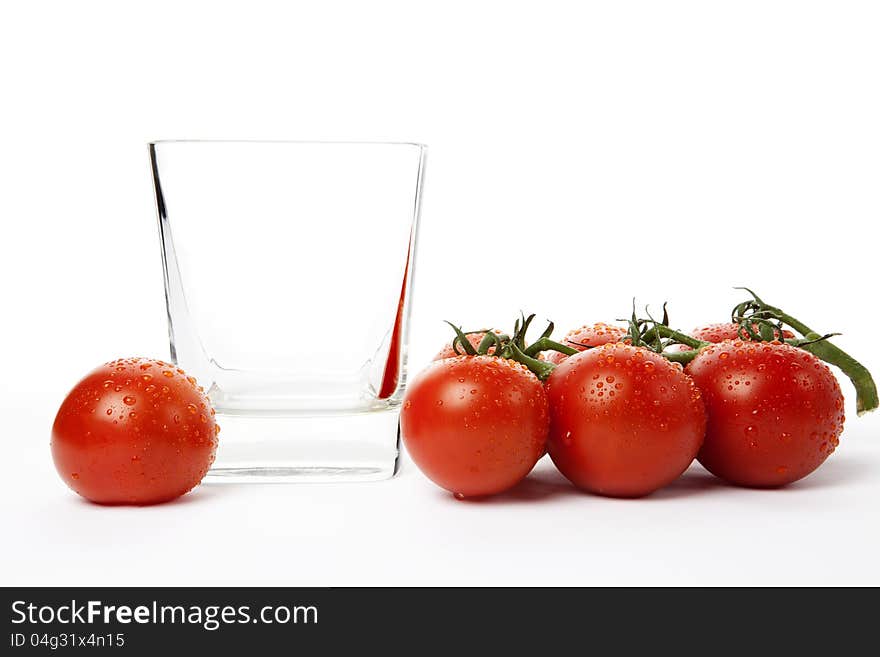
3 438 880 586
2 0 880 586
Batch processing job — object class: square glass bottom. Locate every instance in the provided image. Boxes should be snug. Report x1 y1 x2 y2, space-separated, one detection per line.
204 409 401 483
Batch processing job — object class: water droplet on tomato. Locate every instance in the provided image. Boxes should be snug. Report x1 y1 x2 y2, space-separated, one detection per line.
123 395 136 406
105 408 113 415
71 473 80 480
162 371 174 378
453 492 466 500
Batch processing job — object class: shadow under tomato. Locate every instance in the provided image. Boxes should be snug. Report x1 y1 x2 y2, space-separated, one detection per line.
69 483 227 509
762 453 874 492
646 467 724 501
654 450 875 497
444 460 580 505
446 459 730 504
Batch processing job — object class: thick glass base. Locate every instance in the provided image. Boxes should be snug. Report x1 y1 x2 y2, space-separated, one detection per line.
205 410 401 483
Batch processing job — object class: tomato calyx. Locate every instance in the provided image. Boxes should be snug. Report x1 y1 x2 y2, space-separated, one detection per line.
617 301 708 358
444 314 577 381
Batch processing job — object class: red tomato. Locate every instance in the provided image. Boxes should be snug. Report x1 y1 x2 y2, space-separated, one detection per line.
693 322 795 343
674 322 795 351
546 343 706 497
433 330 501 360
401 356 548 497
52 357 219 505
686 340 845 487
542 323 627 364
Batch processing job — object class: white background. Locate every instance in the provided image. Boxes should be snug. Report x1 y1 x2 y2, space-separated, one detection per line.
2 1 879 585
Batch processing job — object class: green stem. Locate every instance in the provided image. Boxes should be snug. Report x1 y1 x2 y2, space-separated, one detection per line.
662 349 701 365
443 321 478 356
477 332 509 355
643 324 711 351
636 325 709 365
523 337 579 358
732 290 878 415
507 344 556 381
777 325 878 416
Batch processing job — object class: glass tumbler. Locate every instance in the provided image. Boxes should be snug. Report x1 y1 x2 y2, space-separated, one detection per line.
149 141 426 482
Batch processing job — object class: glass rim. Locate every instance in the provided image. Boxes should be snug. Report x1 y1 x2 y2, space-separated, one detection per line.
149 139 427 149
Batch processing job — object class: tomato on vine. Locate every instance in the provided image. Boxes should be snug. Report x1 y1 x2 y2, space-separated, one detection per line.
546 343 707 497
401 355 549 497
672 322 795 352
405 289 878 500
686 340 844 487
403 315 574 498
691 322 795 343
541 322 628 364
634 288 877 487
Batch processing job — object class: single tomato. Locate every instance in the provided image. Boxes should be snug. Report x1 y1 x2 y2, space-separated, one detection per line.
401 355 548 497
542 323 627 364
686 340 845 487
673 322 795 351
546 343 706 497
51 357 219 504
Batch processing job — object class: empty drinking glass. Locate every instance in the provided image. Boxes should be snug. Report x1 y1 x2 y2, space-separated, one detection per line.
150 141 426 482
